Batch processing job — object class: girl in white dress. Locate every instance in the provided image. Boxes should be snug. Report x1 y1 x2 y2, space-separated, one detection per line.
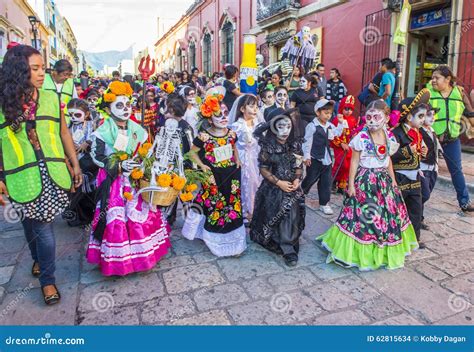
229 94 263 222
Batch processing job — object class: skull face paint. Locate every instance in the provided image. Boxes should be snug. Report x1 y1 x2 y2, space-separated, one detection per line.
274 116 292 141
186 90 196 105
110 95 132 121
302 26 311 40
299 77 308 89
211 104 229 128
424 109 436 126
275 90 288 107
262 91 275 107
87 96 98 111
68 108 85 124
408 108 427 129
365 108 386 131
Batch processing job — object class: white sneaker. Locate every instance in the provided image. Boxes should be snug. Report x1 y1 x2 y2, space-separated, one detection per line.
320 205 334 215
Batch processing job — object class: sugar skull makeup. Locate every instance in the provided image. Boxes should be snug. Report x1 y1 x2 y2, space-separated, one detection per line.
87 96 98 111
424 109 436 126
275 90 288 107
186 90 196 105
211 104 229 128
68 108 85 124
365 108 386 131
274 116 292 141
408 108 427 129
263 91 275 106
299 77 308 89
110 95 131 121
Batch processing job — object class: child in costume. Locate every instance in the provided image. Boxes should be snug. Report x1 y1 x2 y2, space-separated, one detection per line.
229 94 263 222
182 94 246 257
318 99 418 270
87 81 171 276
259 88 275 117
301 99 344 215
420 105 440 230
392 89 431 248
180 86 200 135
250 112 306 267
64 98 98 226
330 95 359 192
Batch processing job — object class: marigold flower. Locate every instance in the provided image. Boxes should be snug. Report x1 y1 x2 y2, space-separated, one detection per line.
172 176 186 191
200 104 213 118
130 168 144 180
123 192 133 201
186 184 198 192
104 92 116 103
211 211 220 221
119 153 129 161
217 138 226 146
157 174 172 187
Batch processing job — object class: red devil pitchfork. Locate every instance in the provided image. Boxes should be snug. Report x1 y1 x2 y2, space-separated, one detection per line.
138 55 156 127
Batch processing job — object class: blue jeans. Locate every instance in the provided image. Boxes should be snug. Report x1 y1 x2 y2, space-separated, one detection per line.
22 219 56 287
441 138 470 207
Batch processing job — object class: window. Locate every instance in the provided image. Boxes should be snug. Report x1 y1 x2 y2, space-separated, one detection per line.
189 40 196 70
0 30 6 60
202 33 212 75
221 21 234 65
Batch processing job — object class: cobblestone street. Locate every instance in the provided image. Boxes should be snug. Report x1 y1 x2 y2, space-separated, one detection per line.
0 183 472 326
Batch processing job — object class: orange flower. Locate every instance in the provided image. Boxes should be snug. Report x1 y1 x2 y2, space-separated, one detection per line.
119 153 128 161
172 175 186 191
123 192 133 201
157 174 172 187
108 81 133 97
142 142 153 150
207 96 220 112
104 92 116 103
130 168 144 180
179 192 194 202
186 184 198 192
138 146 148 158
200 104 213 118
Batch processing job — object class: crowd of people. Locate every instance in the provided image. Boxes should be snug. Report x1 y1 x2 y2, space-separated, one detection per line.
0 43 473 306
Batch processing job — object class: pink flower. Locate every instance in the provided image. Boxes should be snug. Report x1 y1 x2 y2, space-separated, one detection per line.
387 196 397 214
229 210 238 220
373 214 386 231
369 173 377 184
218 218 225 226
377 191 385 206
355 189 366 203
380 180 387 189
388 233 395 242
343 207 353 220
362 233 371 241
206 155 216 163
356 207 362 217
390 218 397 228
398 203 408 221
354 222 361 233
196 194 203 203
204 199 211 208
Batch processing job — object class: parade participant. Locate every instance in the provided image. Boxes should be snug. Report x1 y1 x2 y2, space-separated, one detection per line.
259 88 275 116
316 64 327 99
392 89 431 247
87 80 170 276
229 94 262 222
285 65 303 98
223 64 242 111
428 65 474 212
270 70 283 90
330 95 359 192
302 99 344 215
64 98 97 227
318 99 418 270
85 88 102 128
250 112 305 266
180 86 200 135
264 86 290 121
0 45 82 305
164 94 195 226
290 74 320 127
182 94 246 257
43 59 78 123
420 105 440 230
132 95 158 142
326 68 348 115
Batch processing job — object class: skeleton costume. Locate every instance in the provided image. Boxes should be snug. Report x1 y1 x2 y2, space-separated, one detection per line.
250 113 306 266
318 101 418 270
182 96 246 257
86 81 171 276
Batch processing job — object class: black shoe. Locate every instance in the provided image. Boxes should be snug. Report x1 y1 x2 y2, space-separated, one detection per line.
420 222 430 231
461 203 474 212
283 254 298 267
31 262 40 277
418 241 427 249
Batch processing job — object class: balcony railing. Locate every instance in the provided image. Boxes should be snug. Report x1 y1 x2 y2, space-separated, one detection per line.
257 0 301 22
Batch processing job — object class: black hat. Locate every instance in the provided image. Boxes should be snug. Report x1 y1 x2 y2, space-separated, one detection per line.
264 106 285 122
398 88 431 118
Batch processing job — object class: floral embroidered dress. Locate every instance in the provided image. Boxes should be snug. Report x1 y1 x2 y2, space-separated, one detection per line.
318 127 418 270
182 129 246 257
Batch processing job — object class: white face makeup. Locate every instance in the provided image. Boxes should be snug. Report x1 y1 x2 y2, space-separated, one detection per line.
302 26 311 40
87 96 98 111
110 95 132 121
275 90 288 106
186 90 196 105
68 108 85 124
408 108 427 128
424 110 435 126
299 78 308 89
263 92 275 106
365 108 386 131
275 117 292 141
211 104 229 128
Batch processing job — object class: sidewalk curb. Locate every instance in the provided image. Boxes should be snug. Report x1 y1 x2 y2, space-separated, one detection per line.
437 174 474 195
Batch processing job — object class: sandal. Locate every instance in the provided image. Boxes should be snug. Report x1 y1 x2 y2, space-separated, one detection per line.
42 285 61 306
31 262 40 277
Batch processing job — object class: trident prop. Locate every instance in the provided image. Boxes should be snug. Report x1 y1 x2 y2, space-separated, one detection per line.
138 55 156 127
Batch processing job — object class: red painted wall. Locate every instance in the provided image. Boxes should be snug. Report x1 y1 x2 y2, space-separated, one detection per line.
456 0 474 92
297 0 384 96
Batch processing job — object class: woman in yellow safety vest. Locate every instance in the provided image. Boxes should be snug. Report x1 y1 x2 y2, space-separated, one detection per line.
0 45 82 305
428 65 473 212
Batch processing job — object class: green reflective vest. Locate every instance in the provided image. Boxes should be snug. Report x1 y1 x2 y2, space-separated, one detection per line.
428 84 465 139
0 90 72 203
43 73 75 124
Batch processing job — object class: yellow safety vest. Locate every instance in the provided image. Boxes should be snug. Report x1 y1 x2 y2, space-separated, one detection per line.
428 85 465 139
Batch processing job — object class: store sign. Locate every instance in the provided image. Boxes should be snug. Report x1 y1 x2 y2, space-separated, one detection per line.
410 7 451 30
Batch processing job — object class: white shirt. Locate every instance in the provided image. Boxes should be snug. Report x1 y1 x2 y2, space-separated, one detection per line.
349 128 399 169
420 126 439 172
55 82 78 98
303 118 343 165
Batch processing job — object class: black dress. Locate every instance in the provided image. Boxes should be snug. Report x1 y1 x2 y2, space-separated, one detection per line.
250 137 305 257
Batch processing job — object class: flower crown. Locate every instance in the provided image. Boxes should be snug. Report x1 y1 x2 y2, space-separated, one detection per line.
161 81 175 94
200 94 224 118
103 81 134 103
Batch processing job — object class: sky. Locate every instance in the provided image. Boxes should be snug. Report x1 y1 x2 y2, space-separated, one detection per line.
58 0 195 53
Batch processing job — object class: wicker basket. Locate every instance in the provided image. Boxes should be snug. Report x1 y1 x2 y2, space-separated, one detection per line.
139 179 180 206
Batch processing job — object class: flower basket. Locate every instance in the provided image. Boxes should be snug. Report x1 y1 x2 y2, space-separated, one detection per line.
139 179 180 206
